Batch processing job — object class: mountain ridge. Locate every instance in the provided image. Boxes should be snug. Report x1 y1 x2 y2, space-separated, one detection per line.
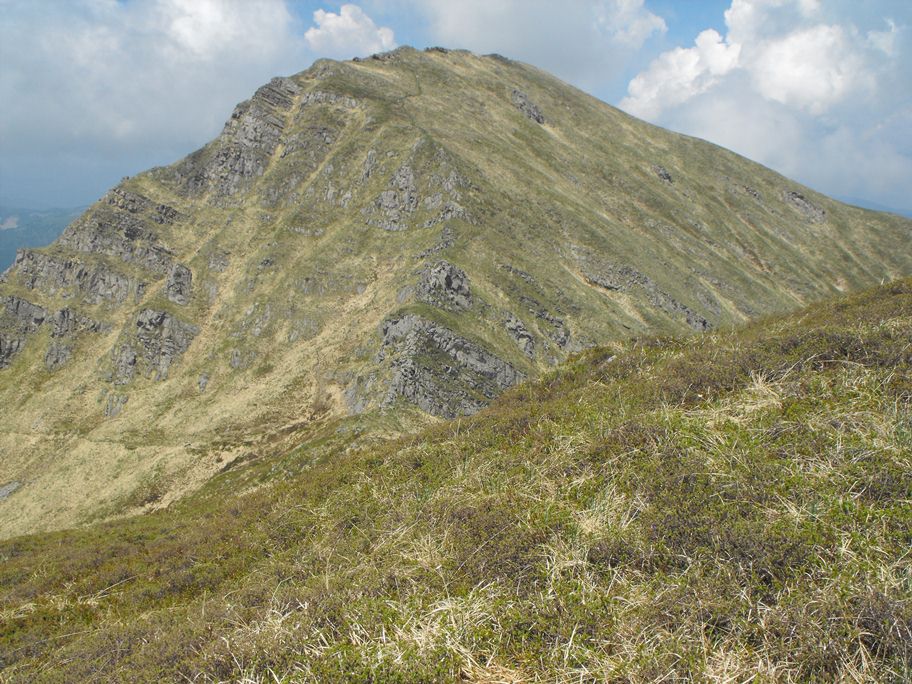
0 46 910 538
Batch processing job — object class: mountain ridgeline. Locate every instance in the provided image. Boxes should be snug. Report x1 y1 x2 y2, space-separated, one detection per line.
0 47 910 538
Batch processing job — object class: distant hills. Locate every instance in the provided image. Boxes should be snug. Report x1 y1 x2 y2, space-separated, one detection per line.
0 206 83 271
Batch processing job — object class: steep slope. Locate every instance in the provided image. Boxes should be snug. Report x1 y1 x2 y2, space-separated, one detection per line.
1 47 910 538
1 278 910 682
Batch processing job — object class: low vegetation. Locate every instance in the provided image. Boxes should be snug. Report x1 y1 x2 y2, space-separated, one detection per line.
1 278 911 682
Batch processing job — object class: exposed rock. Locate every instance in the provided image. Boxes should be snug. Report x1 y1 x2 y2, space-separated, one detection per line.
416 260 472 310
104 393 128 417
1 298 106 370
371 165 419 231
379 314 524 418
104 188 181 224
166 263 193 305
111 345 137 385
743 185 762 201
577 252 710 331
50 308 107 338
512 89 545 124
112 309 198 384
299 90 358 110
501 264 538 287
0 481 20 502
59 206 176 275
521 296 572 348
45 343 72 370
229 348 257 370
208 252 230 272
361 150 377 182
653 165 674 183
176 77 300 199
0 295 48 368
784 190 826 223
505 315 535 357
418 225 457 259
12 250 141 305
198 373 209 393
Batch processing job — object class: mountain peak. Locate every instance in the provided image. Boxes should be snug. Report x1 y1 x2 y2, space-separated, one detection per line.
1 49 910 537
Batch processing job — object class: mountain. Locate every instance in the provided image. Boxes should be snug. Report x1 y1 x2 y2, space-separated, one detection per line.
1 47 910 539
2 277 910 681
0 206 83 270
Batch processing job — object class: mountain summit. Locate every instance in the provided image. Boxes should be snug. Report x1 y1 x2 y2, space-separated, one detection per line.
1 47 910 537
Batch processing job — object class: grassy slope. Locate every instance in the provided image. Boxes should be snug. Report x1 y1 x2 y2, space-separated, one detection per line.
1 278 910 682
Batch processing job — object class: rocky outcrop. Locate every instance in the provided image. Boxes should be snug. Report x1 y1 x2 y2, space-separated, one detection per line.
104 187 181 224
365 146 472 231
112 309 198 384
577 252 710 331
44 309 109 370
299 91 358 110
59 204 176 276
520 296 572 348
371 165 419 231
784 190 826 223
175 77 300 199
0 295 47 368
0 481 20 502
1 295 108 370
416 260 471 310
12 250 143 305
512 89 545 124
166 263 192 305
504 314 535 357
379 314 524 418
653 165 674 183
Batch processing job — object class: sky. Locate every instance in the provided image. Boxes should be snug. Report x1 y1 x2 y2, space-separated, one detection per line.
0 0 910 214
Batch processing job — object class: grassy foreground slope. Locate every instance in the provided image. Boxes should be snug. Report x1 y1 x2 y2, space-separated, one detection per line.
1 278 911 682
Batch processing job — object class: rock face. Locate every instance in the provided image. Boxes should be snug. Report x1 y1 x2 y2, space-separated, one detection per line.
12 250 142 305
59 206 176 276
112 309 198 384
45 308 109 370
379 314 524 418
577 251 710 331
373 165 419 231
512 89 545 123
0 295 47 368
505 315 535 357
0 295 107 369
175 77 301 200
166 264 192 305
784 190 827 223
416 260 471 310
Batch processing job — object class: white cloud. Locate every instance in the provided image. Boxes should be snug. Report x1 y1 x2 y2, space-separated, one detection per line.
304 4 396 58
408 0 665 88
619 0 912 209
0 1 395 207
622 29 740 119
750 24 867 114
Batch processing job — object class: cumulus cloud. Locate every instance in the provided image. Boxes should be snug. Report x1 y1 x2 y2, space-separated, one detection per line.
620 0 912 210
304 4 396 58
623 29 740 119
407 0 666 88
